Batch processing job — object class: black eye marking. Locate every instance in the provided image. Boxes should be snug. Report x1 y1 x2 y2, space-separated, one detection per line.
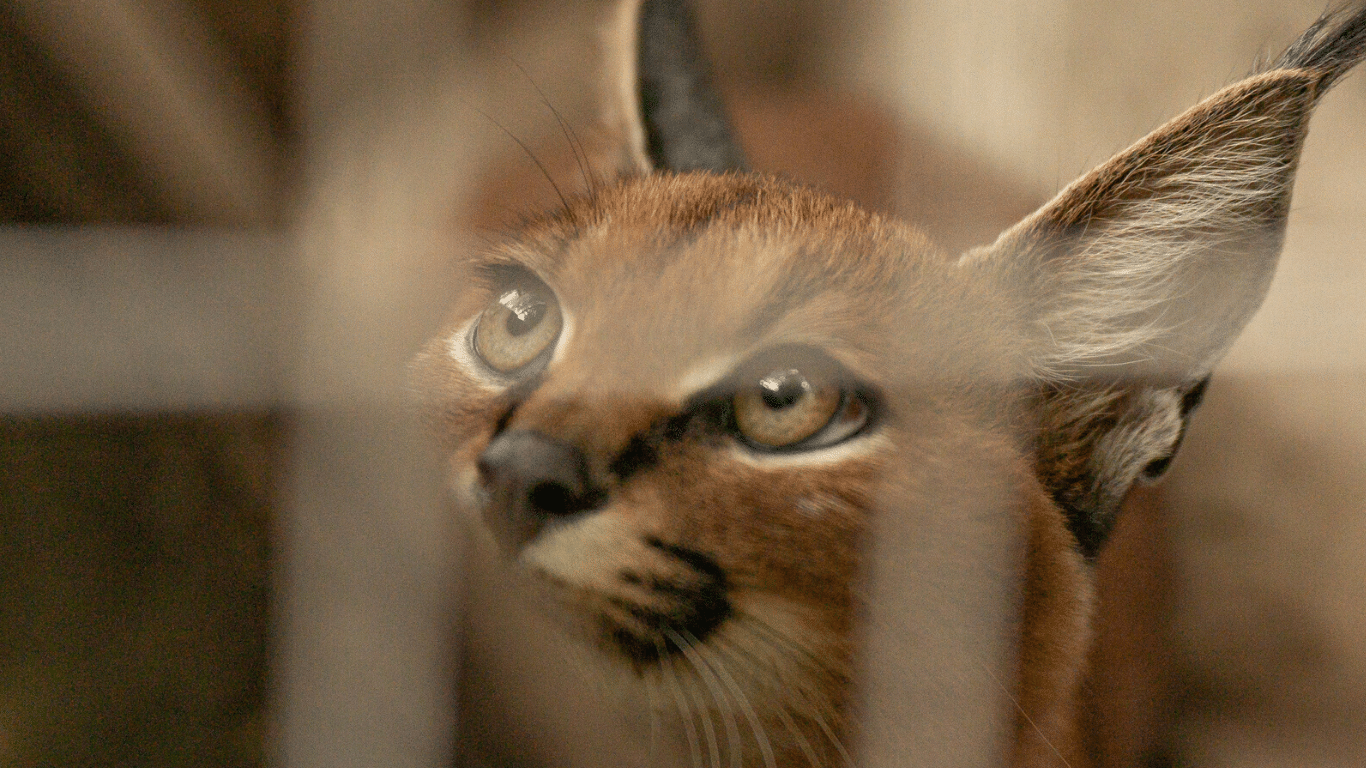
606 351 876 486
609 413 696 481
610 434 659 480
492 405 516 437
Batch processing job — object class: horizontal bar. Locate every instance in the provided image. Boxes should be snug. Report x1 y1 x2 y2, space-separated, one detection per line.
0 227 285 412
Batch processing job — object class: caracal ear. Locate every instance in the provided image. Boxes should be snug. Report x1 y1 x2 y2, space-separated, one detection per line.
602 0 746 175
973 8 1366 556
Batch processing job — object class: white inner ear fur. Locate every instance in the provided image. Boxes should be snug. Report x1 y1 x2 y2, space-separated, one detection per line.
1026 173 1283 379
987 71 1314 382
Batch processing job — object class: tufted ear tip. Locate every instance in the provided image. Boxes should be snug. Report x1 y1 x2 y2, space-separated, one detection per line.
1270 5 1366 90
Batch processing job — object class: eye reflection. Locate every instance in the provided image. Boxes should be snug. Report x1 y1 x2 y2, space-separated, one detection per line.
500 290 548 337
474 283 562 373
759 369 809 410
734 368 843 448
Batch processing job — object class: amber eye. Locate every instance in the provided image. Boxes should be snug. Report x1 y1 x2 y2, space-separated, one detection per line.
733 367 866 449
473 283 562 373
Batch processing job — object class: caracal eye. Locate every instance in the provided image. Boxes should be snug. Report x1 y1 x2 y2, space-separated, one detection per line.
733 368 866 449
473 282 562 373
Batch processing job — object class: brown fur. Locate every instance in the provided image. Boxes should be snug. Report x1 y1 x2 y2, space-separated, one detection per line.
1014 479 1095 767
416 172 1030 765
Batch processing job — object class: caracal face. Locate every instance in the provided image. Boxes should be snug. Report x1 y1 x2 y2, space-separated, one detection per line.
415 171 1034 764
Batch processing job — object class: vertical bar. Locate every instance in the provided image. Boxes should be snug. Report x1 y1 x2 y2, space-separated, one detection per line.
277 1 471 765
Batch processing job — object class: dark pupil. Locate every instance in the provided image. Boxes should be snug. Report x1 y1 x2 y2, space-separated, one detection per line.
503 296 546 337
759 370 807 410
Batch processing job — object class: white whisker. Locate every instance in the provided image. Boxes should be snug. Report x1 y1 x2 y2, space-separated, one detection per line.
659 638 704 768
643 671 662 768
733 610 829 675
667 628 744 768
721 619 855 768
694 631 783 768
674 629 762 768
663 628 721 765
974 656 1075 768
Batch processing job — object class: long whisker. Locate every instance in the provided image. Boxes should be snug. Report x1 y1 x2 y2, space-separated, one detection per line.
644 670 662 768
671 634 723 768
724 618 836 708
512 61 596 197
473 106 577 226
659 637 704 768
666 628 745 768
974 656 1074 768
733 609 830 673
682 629 780 768
721 620 855 767
713 634 820 768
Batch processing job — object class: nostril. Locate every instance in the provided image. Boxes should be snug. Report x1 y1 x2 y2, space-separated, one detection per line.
527 481 579 516
476 430 600 548
475 454 496 483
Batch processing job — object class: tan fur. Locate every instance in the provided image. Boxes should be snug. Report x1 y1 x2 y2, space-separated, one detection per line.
1014 481 1095 767
417 171 1093 765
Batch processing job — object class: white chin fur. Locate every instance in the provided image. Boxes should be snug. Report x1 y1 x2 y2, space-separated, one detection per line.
521 511 641 589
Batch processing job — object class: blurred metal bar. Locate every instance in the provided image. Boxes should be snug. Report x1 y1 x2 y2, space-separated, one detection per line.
278 405 455 768
856 444 1020 767
0 228 284 412
7 0 277 224
278 0 470 766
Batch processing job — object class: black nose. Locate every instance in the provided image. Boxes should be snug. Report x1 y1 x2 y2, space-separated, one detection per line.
476 430 597 550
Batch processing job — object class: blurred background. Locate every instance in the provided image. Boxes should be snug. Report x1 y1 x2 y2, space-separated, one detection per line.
1 0 1363 766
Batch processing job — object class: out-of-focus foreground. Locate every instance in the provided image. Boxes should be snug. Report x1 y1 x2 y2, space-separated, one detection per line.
1 1 1363 766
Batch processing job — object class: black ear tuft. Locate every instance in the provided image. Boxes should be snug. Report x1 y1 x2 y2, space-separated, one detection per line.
637 0 747 173
1272 5 1366 89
